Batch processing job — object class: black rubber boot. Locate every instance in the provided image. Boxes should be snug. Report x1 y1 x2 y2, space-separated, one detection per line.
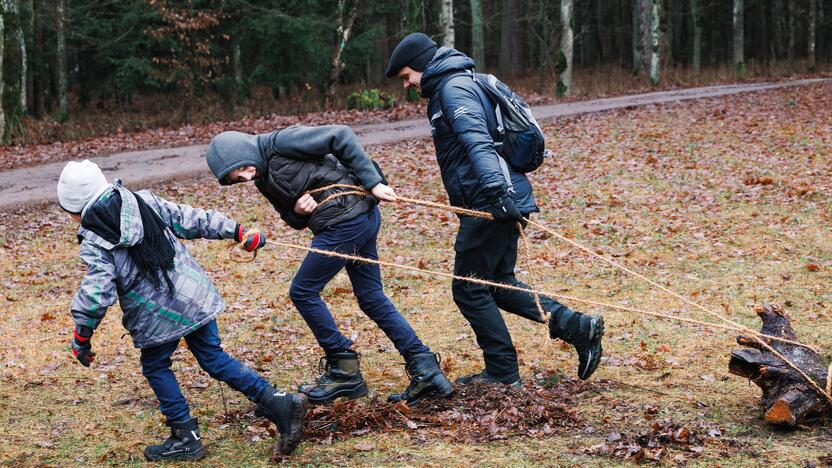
388 353 454 405
455 370 522 388
143 417 205 462
256 386 309 455
298 350 368 405
550 312 605 380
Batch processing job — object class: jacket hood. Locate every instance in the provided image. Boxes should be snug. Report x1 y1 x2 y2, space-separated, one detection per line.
206 131 266 185
77 182 144 249
420 47 475 98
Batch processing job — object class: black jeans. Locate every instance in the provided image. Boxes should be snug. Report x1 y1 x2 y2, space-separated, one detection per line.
452 216 577 380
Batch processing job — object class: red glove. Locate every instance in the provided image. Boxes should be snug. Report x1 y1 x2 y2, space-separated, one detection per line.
235 224 267 252
71 325 96 367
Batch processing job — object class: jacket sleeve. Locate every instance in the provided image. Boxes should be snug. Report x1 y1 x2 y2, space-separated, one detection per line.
138 191 237 240
268 125 384 190
438 80 507 195
70 243 118 331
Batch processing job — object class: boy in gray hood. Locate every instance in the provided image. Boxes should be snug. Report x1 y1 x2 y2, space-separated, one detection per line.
206 124 453 406
58 160 307 461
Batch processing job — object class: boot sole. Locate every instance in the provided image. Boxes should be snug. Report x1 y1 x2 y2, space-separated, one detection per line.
392 377 455 405
303 380 369 405
277 394 309 455
143 447 205 462
578 316 605 380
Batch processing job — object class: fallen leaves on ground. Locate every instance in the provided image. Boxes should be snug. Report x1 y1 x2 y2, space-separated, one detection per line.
584 419 746 464
297 379 585 444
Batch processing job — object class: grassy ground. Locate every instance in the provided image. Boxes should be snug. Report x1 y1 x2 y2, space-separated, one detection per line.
1 82 830 466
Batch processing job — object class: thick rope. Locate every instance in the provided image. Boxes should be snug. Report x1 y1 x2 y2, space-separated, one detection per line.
236 186 832 405
227 228 260 263
308 184 819 352
517 221 548 324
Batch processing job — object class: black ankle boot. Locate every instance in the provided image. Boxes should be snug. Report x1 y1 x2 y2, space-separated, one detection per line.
388 353 454 405
143 417 205 462
298 350 368 405
550 312 605 380
256 386 309 455
455 370 522 388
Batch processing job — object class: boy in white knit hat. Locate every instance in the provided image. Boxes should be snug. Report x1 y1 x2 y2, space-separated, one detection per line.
58 160 308 461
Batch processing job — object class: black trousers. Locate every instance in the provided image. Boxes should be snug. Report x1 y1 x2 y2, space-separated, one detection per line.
452 216 578 380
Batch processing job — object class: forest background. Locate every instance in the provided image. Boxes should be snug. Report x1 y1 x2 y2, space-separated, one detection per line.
0 0 830 147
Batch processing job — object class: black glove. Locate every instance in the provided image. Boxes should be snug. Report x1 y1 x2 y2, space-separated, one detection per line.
71 325 96 367
487 192 523 224
235 224 267 252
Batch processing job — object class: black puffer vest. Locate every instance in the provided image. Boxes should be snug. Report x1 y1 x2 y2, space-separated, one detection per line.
255 153 376 234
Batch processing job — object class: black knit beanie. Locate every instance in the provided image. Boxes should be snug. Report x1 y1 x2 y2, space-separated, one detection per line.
385 32 438 77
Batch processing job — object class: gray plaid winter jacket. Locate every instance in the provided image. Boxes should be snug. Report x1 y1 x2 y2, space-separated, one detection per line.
70 182 237 349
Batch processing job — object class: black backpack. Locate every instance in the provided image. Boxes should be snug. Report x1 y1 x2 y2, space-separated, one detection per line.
469 71 549 173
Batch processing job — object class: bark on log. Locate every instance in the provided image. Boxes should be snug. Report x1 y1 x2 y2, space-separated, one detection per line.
728 304 830 426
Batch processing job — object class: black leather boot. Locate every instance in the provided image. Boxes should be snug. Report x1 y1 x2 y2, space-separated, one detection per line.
550 312 605 380
388 353 454 405
256 386 309 455
143 417 205 462
298 350 368 405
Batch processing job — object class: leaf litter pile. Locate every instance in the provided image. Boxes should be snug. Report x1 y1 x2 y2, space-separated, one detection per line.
302 379 588 444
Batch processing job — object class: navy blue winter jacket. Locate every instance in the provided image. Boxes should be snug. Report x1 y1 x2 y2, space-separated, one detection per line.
420 47 539 215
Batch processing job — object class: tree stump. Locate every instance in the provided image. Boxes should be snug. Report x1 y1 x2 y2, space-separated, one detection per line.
728 304 830 426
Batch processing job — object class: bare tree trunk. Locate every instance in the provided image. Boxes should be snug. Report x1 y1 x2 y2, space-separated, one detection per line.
733 0 745 77
439 0 454 47
690 0 701 73
787 0 795 64
773 0 784 59
470 0 485 67
231 37 243 100
32 0 43 118
500 0 521 75
2 0 24 129
632 0 642 74
324 0 360 108
640 0 652 74
0 8 5 143
23 0 32 113
808 0 816 70
18 8 26 113
649 0 660 85
56 0 68 117
557 0 574 97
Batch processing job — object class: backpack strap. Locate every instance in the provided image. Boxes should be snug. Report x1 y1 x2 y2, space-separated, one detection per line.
466 70 514 195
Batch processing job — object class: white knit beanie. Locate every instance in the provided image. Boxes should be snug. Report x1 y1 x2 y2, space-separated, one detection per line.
57 160 109 214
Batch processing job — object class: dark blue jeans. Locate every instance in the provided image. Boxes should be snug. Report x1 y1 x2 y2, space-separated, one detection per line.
140 320 271 423
289 206 430 358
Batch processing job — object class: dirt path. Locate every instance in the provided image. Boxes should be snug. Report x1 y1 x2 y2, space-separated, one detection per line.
1 78 828 211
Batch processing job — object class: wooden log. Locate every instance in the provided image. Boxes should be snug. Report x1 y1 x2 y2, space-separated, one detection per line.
728 304 830 426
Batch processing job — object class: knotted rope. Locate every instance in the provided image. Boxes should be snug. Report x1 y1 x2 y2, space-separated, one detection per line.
232 184 831 405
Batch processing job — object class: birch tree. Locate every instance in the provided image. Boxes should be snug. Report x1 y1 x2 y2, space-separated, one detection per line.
690 0 701 74
470 0 484 67
557 0 573 97
733 0 745 77
324 0 360 107
56 0 68 118
649 0 660 85
0 7 5 143
439 0 454 48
